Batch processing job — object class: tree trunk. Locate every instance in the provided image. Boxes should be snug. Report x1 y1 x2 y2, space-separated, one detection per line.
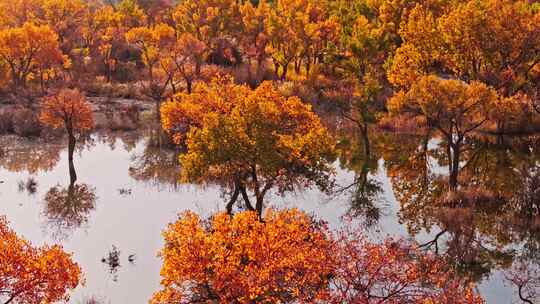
226 185 240 215
68 130 77 185
256 58 264 82
155 99 161 121
255 196 264 218
273 60 280 78
186 79 192 94
360 122 370 158
448 143 460 191
40 72 45 94
280 63 289 80
239 186 255 211
294 59 301 74
305 57 312 77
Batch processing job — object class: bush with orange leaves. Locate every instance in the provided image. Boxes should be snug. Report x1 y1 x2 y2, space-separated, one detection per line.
0 216 82 304
151 209 334 304
152 209 485 304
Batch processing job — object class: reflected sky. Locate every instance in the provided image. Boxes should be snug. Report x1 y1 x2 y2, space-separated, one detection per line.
0 130 533 303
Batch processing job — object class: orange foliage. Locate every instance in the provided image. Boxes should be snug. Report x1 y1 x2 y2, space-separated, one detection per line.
330 229 485 303
39 88 94 134
160 76 246 141
0 22 65 89
388 75 499 139
125 24 175 78
152 209 485 304
265 0 339 79
0 216 82 304
170 33 207 93
151 209 334 304
389 0 540 95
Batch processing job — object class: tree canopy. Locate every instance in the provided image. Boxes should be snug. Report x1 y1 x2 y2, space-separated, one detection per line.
161 76 336 216
0 216 81 304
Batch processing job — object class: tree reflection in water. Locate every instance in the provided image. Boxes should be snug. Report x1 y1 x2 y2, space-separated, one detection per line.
42 182 97 240
0 122 538 301
0 136 62 174
335 125 385 228
373 130 540 294
128 128 182 190
42 137 97 240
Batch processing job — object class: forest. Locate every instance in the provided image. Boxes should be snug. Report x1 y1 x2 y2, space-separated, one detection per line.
0 0 540 303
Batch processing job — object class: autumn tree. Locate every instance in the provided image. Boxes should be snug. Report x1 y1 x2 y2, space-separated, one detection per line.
170 33 207 94
330 227 484 304
126 23 175 115
88 5 123 83
151 209 486 304
0 0 43 28
388 0 540 129
39 0 87 55
0 216 81 304
0 22 65 91
151 209 335 303
87 0 146 83
39 88 94 183
238 0 270 84
265 0 339 79
172 0 242 47
137 0 175 25
161 77 336 216
388 75 499 190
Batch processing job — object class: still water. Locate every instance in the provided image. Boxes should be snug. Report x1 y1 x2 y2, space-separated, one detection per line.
0 129 536 303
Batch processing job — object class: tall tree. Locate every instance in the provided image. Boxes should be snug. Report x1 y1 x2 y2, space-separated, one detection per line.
161 76 336 216
265 0 339 79
39 88 94 184
388 75 499 190
126 23 176 116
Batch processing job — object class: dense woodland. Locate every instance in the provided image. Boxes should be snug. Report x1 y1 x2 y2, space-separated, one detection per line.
1 0 540 303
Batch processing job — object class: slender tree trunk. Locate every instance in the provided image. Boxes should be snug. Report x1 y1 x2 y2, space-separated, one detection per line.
40 72 45 94
448 143 460 191
256 58 264 82
280 63 289 80
226 184 240 215
294 59 301 74
305 57 312 77
255 196 264 218
360 122 370 158
273 60 279 78
67 129 77 185
155 99 161 122
186 79 192 94
239 186 255 211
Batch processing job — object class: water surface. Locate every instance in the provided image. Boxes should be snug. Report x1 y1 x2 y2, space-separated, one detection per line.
0 130 537 303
